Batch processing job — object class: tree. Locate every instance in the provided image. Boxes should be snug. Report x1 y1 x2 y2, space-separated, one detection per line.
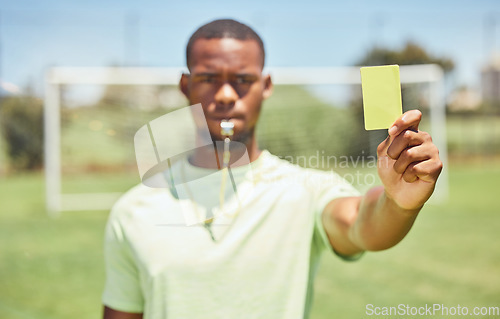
357 41 454 72
0 95 44 171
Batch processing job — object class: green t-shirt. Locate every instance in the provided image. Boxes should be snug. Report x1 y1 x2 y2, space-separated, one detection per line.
102 150 360 318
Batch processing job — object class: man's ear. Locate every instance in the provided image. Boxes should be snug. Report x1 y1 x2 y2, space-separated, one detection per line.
180 73 190 99
262 74 273 100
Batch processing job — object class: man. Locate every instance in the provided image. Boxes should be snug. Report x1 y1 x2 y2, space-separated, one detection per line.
102 19 442 319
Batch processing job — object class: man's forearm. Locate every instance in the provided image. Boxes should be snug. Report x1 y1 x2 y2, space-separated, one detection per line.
349 185 421 251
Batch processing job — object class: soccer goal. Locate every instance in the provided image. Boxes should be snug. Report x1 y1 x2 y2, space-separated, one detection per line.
44 65 448 216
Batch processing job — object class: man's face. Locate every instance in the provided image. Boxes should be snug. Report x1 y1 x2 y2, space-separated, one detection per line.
181 38 272 142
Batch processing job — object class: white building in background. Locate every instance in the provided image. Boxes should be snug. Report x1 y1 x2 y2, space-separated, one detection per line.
481 54 500 105
447 86 482 111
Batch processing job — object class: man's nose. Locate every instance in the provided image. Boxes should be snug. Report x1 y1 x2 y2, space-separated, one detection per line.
215 82 238 106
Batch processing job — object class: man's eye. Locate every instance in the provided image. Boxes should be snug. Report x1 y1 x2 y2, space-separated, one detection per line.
235 77 254 84
200 77 217 83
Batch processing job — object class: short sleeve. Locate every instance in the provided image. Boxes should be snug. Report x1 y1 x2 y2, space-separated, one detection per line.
309 169 364 261
102 207 144 313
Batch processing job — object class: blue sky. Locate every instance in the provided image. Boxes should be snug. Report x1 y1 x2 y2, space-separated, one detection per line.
1 0 499 98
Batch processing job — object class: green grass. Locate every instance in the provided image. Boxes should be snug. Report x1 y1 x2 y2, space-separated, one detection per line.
0 173 108 319
1 162 499 319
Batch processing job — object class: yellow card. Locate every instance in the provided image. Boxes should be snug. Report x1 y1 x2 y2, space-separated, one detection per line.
360 65 402 130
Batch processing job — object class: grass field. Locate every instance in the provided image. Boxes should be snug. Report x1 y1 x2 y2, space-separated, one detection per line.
1 161 499 319
1 85 499 318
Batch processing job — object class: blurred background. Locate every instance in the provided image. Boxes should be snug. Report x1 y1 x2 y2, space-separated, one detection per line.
0 0 499 318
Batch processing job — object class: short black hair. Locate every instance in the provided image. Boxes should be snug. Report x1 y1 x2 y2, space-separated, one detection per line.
186 19 265 70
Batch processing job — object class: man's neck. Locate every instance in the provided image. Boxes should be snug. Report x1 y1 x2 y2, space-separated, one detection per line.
189 135 261 169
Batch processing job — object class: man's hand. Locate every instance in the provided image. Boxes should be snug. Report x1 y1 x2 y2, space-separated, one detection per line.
377 110 443 211
322 110 442 255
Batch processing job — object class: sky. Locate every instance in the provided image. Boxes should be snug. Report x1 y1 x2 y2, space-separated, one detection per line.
1 0 499 101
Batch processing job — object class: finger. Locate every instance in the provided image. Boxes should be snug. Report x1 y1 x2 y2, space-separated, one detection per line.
388 109 422 137
387 130 432 160
402 162 419 183
393 144 433 175
376 135 392 157
402 158 443 183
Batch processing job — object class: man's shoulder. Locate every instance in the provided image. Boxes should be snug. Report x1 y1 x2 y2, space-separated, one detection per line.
260 150 342 180
119 181 160 201
261 150 360 196
109 182 171 221
258 150 306 177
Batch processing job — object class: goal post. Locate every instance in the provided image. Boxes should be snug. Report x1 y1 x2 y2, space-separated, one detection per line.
44 65 448 217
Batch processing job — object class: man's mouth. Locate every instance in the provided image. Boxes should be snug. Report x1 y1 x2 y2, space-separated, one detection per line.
207 115 243 123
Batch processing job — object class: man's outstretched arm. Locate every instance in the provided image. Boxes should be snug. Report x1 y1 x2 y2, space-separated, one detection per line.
103 306 143 319
322 110 443 256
